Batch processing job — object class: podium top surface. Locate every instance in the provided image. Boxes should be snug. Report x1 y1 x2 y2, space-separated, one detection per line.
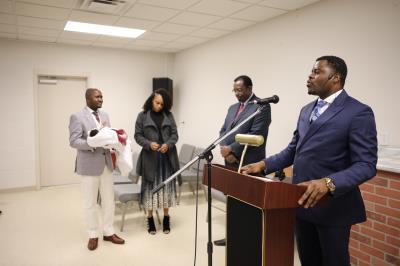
203 164 306 210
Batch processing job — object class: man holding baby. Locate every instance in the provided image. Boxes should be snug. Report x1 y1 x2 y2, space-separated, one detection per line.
69 88 125 251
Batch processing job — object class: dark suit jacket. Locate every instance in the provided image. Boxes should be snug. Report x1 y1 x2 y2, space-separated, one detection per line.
220 94 271 165
264 91 377 226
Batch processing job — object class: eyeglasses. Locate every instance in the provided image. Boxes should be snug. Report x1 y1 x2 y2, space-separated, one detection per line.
232 88 246 93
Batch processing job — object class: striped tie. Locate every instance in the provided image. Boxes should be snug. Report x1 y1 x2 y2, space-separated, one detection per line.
310 100 327 123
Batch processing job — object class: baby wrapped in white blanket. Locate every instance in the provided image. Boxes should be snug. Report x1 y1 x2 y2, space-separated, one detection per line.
87 127 133 176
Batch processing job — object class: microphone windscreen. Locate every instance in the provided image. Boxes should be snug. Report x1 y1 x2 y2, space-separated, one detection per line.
235 134 264 147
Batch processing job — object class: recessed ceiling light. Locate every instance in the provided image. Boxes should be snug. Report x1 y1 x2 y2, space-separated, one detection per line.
64 21 145 38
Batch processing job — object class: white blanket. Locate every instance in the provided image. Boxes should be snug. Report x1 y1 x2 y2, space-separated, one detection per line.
87 127 133 176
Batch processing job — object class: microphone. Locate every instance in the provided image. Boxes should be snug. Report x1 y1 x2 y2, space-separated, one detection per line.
235 134 264 173
235 134 264 147
251 95 279 105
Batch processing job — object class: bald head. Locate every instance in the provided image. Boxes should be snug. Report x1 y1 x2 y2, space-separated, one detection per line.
85 88 103 110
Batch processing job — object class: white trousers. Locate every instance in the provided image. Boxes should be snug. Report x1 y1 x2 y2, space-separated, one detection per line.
81 167 115 238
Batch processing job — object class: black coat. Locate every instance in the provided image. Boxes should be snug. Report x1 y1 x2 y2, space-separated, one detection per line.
134 110 180 182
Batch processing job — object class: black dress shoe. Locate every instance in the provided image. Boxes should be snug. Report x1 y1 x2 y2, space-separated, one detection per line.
214 238 226 246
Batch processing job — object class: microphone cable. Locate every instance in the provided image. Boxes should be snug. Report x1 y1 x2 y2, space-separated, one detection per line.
193 159 201 266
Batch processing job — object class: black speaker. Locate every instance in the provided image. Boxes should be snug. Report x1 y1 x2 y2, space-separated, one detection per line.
153 77 173 106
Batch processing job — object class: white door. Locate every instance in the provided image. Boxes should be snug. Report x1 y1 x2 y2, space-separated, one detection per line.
38 77 87 187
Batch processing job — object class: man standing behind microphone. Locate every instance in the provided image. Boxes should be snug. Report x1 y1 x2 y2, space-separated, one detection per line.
214 75 271 246
219 75 271 168
241 56 377 266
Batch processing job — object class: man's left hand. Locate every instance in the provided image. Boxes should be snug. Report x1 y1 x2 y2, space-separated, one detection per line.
225 154 237 164
297 179 329 208
220 146 232 157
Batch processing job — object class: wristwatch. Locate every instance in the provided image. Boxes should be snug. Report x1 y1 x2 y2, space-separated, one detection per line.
324 177 336 194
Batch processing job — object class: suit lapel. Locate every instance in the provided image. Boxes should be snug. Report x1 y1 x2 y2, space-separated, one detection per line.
229 94 257 128
297 91 348 151
227 102 241 129
83 108 97 130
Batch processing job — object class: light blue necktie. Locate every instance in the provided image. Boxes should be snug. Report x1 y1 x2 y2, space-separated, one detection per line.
310 100 327 123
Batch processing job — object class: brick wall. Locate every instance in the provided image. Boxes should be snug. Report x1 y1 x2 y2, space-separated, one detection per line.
350 170 400 266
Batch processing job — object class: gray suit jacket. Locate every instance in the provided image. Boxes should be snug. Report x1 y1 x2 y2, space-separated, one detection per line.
69 107 113 176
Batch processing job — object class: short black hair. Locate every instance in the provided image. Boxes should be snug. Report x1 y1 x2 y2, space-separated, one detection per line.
85 88 99 99
143 88 172 113
316 55 347 86
234 75 253 88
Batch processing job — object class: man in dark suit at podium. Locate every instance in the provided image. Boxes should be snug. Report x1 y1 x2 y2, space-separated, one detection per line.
241 56 377 266
215 75 271 246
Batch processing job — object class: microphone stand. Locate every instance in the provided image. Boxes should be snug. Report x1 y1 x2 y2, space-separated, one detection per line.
152 104 268 266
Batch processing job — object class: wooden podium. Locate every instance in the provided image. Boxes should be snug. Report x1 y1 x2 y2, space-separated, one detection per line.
203 164 306 266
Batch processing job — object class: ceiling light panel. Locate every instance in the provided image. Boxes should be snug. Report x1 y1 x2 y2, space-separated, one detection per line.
64 21 145 38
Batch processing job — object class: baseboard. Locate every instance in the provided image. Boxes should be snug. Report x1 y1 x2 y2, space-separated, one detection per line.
0 186 37 193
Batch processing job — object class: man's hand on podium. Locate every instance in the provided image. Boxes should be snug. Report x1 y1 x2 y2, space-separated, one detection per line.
240 161 266 175
297 179 329 208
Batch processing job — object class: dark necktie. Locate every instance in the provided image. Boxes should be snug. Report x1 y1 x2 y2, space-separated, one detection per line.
235 102 245 119
93 111 100 123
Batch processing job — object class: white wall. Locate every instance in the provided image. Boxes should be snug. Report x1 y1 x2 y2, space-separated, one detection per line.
173 0 400 162
0 39 173 189
1 0 399 190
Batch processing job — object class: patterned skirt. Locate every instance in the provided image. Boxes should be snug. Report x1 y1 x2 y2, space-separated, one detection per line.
141 152 177 210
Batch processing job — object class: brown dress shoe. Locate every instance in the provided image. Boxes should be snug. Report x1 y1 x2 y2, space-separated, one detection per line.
87 238 98 250
103 234 125 244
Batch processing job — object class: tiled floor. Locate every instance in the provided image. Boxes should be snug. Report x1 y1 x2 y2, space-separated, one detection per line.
0 184 300 265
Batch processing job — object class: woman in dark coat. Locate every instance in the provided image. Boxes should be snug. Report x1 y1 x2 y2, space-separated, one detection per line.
134 88 180 234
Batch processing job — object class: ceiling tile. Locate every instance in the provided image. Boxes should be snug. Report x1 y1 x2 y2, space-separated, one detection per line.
189 0 249 16
230 5 286 21
190 28 230 38
57 38 93 46
0 13 14 24
139 31 180 41
152 47 178 53
93 42 124 49
208 18 254 31
124 44 153 51
59 30 99 41
130 39 165 47
0 1 13 14
17 16 65 30
233 0 262 3
259 0 320 11
19 33 57 42
96 35 132 44
163 41 193 49
0 23 16 33
137 0 199 10
69 10 119 25
153 23 197 35
18 0 77 9
15 2 70 20
115 17 160 30
0 32 17 39
124 4 180 22
169 12 221 27
174 36 209 44
18 26 59 37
